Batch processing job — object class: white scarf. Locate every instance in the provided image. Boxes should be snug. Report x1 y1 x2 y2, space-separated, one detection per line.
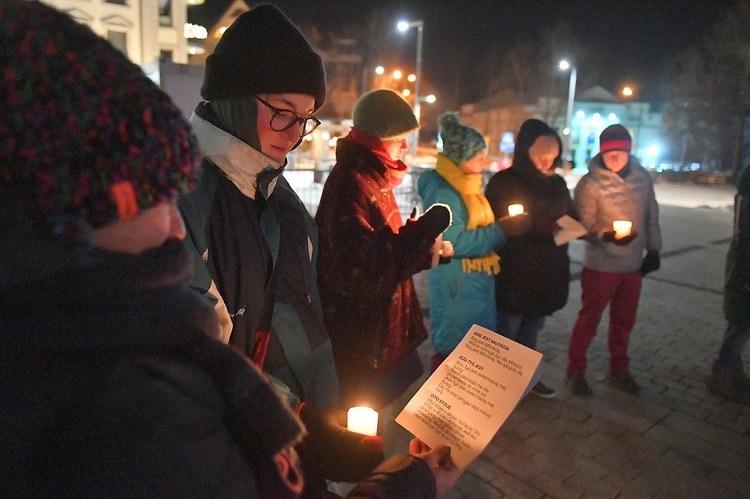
189 112 282 199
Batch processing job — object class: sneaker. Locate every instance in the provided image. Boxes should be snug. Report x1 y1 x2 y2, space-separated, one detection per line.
530 381 557 399
566 372 592 397
708 364 750 404
608 372 641 395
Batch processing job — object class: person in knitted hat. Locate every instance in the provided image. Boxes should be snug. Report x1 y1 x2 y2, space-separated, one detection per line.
179 5 458 496
485 119 574 399
316 89 453 414
0 1 310 496
418 113 531 371
566 124 662 397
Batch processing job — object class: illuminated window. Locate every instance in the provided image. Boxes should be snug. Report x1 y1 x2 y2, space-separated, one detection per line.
107 31 127 55
159 0 172 27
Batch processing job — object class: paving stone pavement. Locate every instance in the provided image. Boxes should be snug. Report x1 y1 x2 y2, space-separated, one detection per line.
398 204 750 499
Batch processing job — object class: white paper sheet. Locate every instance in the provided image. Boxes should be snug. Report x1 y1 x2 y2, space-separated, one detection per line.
396 325 542 468
553 215 588 246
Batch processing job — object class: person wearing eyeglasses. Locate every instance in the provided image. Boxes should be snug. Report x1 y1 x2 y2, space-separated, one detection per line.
178 4 382 494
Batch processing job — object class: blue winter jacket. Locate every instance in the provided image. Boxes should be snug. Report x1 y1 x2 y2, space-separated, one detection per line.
417 170 506 354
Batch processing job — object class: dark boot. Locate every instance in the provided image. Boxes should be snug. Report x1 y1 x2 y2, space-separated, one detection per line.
707 364 750 404
566 371 592 397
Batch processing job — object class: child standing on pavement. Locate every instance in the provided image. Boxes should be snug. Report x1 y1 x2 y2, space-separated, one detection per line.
566 124 662 396
485 119 573 399
418 112 530 372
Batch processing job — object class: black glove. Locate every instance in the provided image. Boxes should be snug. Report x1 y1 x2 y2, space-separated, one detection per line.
601 231 638 246
413 204 451 240
641 250 660 276
497 213 532 237
296 404 384 485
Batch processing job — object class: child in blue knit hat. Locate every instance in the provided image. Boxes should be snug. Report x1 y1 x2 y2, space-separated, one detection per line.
418 112 531 371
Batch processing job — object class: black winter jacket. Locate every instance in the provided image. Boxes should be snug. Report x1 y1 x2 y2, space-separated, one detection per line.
485 120 573 315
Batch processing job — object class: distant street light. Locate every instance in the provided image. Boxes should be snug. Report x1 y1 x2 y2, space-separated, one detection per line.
397 19 424 164
559 59 577 161
622 86 634 97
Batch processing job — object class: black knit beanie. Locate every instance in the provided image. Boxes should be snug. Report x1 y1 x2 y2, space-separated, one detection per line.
201 4 326 111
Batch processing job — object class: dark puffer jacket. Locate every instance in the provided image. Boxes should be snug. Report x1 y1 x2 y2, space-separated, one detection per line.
485 120 573 315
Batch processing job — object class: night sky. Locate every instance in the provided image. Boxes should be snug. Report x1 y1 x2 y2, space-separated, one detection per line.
191 0 732 104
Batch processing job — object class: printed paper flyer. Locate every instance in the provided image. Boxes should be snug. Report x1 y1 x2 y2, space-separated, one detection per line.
396 324 542 468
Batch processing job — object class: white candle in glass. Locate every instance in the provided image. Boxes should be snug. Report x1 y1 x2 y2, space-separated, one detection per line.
507 204 524 217
347 406 378 436
613 220 632 239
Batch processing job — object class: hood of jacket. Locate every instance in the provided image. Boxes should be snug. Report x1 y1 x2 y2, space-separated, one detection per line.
191 102 284 200
510 119 562 179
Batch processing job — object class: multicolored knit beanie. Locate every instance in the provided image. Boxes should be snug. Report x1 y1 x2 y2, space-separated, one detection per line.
438 112 486 165
0 0 201 230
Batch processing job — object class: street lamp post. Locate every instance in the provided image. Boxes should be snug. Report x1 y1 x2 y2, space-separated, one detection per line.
397 19 424 165
559 60 577 162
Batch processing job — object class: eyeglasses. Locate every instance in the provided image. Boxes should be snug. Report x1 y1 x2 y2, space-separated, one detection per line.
256 96 321 137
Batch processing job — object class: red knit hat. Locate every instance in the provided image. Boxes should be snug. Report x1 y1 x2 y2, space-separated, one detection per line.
599 124 632 153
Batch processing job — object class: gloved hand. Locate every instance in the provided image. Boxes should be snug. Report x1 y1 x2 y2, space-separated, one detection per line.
296 404 384 485
413 204 452 240
496 213 532 237
534 216 561 235
641 250 660 276
601 230 638 246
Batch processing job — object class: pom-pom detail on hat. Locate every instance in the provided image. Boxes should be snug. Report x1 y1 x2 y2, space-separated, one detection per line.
353 89 419 139
599 124 632 153
438 112 486 165
201 4 326 111
0 0 201 229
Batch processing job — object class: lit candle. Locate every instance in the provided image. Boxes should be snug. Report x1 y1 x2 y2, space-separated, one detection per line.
613 220 632 239
508 204 524 217
347 406 378 436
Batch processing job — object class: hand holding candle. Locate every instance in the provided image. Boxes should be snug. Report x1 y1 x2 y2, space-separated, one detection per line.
612 220 632 239
507 204 525 217
347 406 379 436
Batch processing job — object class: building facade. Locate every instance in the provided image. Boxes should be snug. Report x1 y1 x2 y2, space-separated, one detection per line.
40 0 190 65
460 85 665 173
